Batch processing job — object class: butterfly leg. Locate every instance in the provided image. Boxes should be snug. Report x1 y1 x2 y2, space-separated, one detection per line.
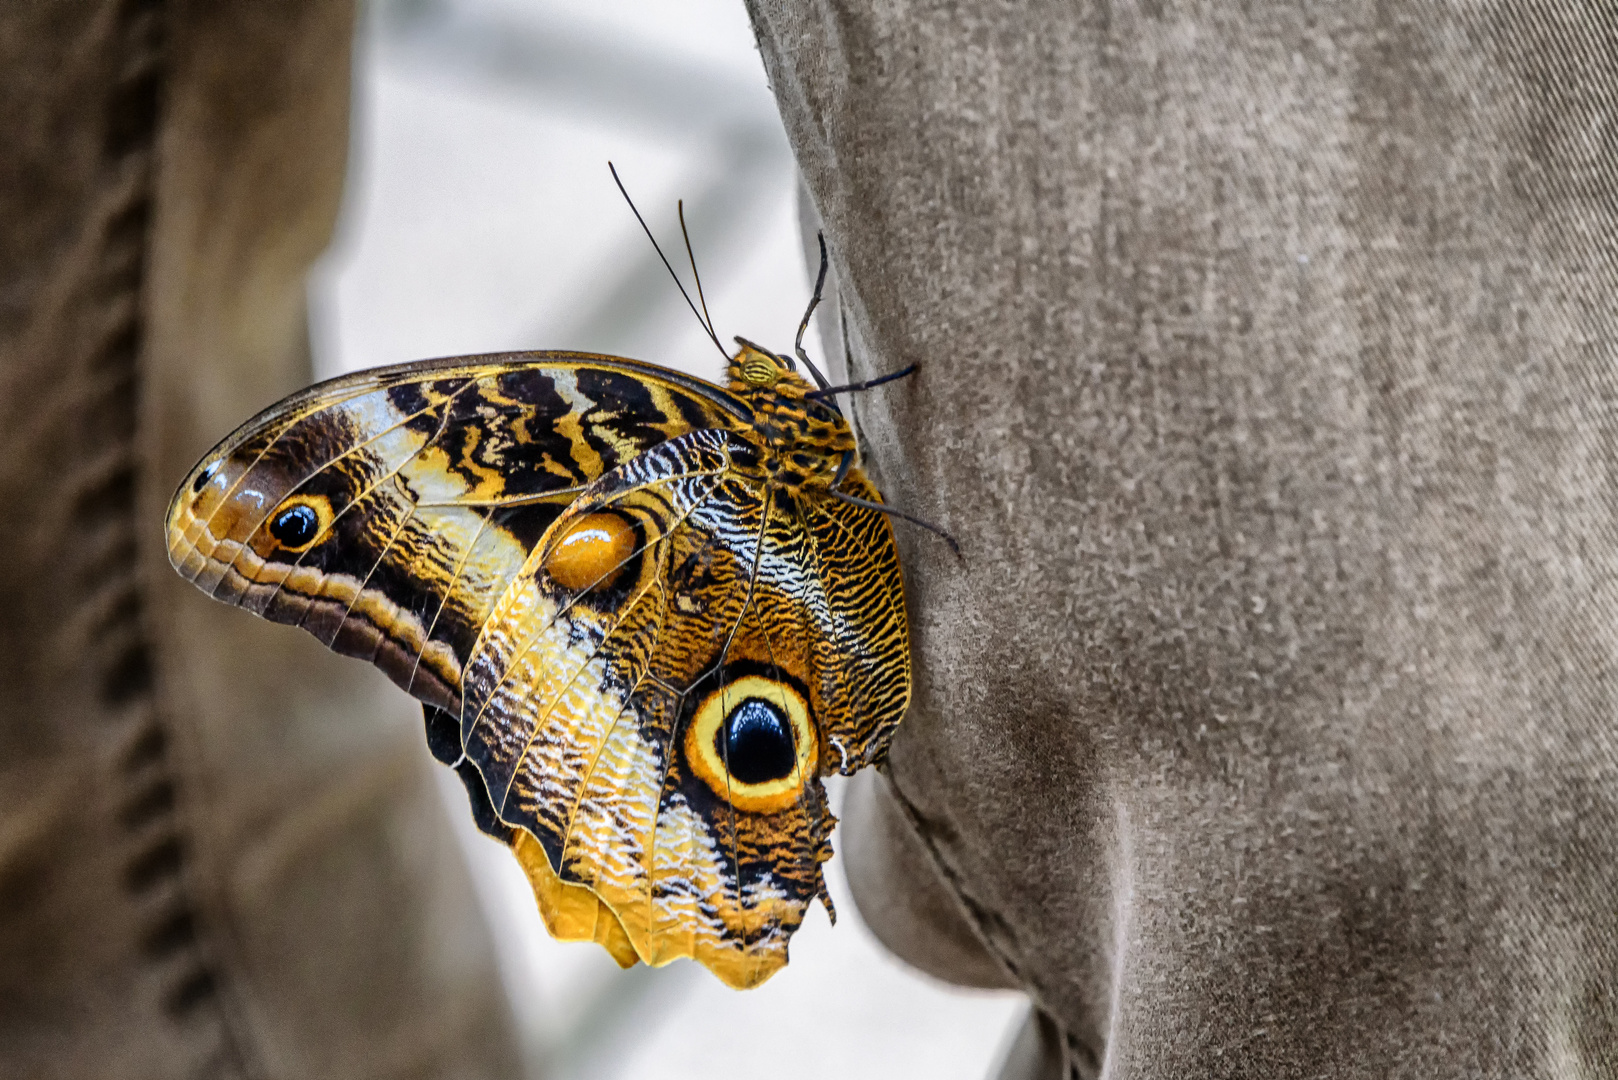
793 233 833 390
832 449 855 492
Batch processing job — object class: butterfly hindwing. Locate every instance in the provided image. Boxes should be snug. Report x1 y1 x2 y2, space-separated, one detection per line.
451 423 904 986
794 473 911 769
453 429 791 981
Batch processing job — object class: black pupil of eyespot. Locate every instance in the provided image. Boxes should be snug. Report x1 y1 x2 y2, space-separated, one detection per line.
192 463 218 494
717 698 797 785
270 504 319 547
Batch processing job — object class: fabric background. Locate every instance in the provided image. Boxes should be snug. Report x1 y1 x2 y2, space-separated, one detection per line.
0 2 522 1076
748 2 1618 1077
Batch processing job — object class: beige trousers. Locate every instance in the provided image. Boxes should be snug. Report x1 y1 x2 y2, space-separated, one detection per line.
748 2 1618 1076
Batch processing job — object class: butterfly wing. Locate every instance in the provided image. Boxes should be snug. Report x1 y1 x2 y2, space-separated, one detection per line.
167 352 747 709
459 427 908 987
791 470 911 773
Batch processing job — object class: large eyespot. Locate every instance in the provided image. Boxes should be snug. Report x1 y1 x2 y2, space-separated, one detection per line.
684 673 817 813
267 496 331 553
543 511 637 593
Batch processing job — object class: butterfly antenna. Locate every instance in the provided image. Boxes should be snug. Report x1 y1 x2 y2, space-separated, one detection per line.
678 199 719 344
793 234 834 391
825 489 963 559
609 162 728 360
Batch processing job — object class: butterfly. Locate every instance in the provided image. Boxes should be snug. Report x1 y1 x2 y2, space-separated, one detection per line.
163 228 922 988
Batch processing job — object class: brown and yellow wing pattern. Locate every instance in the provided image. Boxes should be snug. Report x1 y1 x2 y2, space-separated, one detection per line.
165 348 909 988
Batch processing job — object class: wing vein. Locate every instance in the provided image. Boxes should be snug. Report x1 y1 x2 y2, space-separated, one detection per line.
406 507 492 700
474 474 730 816
208 379 476 596
458 456 731 719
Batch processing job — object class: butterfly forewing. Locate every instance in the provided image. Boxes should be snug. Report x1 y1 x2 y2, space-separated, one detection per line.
167 354 745 710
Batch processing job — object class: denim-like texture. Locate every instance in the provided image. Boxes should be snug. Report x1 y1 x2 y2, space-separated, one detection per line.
749 2 1618 1076
0 2 522 1076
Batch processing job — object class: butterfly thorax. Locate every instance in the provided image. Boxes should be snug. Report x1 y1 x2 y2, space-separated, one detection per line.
726 342 856 492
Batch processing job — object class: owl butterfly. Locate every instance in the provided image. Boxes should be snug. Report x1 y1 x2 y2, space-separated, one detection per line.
164 236 918 988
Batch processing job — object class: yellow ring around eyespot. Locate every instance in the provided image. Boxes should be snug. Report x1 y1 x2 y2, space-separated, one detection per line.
266 494 334 554
684 675 817 815
543 511 637 593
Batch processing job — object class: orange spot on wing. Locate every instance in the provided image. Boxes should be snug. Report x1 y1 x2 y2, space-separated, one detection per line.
544 511 636 592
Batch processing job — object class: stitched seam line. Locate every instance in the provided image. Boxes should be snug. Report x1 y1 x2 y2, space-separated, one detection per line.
99 2 256 1074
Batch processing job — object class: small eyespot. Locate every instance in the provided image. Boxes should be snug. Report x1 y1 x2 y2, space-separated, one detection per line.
191 462 220 494
269 503 321 550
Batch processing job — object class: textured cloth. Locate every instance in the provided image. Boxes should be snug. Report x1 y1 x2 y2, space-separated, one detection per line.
749 2 1618 1077
0 2 522 1077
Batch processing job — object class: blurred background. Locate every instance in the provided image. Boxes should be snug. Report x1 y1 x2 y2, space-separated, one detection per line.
308 1 1024 1076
